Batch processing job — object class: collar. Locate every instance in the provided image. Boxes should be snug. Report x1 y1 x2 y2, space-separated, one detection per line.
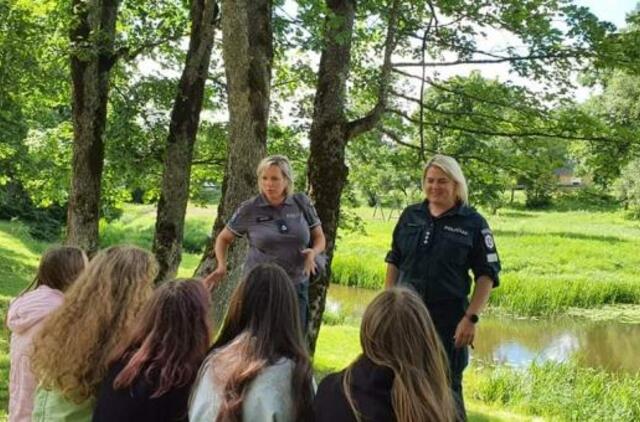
422 200 473 218
257 193 294 207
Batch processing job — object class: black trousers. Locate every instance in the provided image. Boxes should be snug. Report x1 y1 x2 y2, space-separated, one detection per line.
295 280 309 334
426 300 469 421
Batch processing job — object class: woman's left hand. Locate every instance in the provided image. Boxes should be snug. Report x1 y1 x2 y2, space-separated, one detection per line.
453 316 476 348
301 248 317 277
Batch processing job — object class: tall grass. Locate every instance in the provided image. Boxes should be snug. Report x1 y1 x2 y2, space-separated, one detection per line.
467 361 640 421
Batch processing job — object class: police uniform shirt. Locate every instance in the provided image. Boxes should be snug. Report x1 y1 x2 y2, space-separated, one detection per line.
227 193 321 284
385 201 500 303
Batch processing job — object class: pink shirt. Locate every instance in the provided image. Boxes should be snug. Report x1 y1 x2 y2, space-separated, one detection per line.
7 285 64 422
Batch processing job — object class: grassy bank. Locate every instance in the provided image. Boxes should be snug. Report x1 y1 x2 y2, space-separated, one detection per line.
467 362 640 421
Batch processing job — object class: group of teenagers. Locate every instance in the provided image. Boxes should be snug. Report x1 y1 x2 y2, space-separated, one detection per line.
7 154 501 422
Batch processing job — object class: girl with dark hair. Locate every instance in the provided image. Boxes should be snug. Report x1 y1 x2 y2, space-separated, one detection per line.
190 263 314 422
93 279 212 422
7 246 87 422
314 288 457 422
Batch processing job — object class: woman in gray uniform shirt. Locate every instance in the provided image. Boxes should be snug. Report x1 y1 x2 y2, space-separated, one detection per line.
204 155 326 331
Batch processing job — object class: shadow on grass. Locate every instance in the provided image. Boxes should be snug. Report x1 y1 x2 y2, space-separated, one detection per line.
0 245 39 297
496 210 537 219
493 229 627 244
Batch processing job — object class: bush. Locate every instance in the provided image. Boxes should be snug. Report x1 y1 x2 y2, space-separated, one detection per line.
616 159 640 219
0 181 65 241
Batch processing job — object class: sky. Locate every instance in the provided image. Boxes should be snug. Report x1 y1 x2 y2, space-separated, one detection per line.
576 0 638 27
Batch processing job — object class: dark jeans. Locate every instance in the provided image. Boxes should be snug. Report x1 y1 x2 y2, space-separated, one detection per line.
426 300 469 421
295 280 309 334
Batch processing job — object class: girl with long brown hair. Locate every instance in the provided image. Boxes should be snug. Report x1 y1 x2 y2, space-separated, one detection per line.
189 263 314 422
314 287 457 422
93 279 212 422
30 245 157 421
7 246 86 422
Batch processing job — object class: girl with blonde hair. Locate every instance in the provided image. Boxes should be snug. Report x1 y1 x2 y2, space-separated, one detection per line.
314 287 457 422
30 245 157 421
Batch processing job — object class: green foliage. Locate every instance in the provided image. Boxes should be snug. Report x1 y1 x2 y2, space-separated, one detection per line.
571 71 640 187
616 158 640 219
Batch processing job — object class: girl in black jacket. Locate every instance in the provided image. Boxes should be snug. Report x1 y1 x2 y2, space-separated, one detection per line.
93 279 211 422
314 288 458 422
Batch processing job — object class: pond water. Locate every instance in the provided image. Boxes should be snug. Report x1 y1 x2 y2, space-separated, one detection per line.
326 284 640 373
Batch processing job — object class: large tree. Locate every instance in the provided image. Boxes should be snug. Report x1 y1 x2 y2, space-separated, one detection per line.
65 0 188 253
65 0 122 253
305 0 401 351
194 0 274 322
152 0 219 282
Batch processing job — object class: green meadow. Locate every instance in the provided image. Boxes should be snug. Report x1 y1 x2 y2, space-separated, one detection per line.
2 197 640 420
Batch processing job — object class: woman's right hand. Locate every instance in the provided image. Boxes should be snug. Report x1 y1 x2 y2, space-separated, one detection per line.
203 265 227 290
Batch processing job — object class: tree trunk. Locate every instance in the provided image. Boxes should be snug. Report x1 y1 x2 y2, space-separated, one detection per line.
194 0 273 324
306 0 356 353
66 0 121 254
306 0 400 353
152 0 219 282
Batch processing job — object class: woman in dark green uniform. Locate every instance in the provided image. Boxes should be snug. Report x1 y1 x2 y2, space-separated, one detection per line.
385 154 501 420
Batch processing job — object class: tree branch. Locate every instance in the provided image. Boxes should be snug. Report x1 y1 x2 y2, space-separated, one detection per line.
377 127 421 150
389 89 528 129
391 51 585 68
422 120 625 144
346 0 401 140
392 68 550 119
114 32 187 63
192 158 225 166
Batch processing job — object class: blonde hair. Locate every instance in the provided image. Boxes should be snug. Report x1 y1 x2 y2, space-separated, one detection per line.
31 245 157 403
423 154 469 205
343 288 457 422
256 155 294 196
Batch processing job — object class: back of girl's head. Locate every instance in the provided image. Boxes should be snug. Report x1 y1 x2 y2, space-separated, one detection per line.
113 279 212 397
31 245 158 402
212 263 312 421
348 288 456 422
214 263 304 355
360 287 442 368
28 246 87 293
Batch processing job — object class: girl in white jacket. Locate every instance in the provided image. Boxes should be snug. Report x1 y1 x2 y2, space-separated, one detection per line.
6 246 86 422
189 263 314 422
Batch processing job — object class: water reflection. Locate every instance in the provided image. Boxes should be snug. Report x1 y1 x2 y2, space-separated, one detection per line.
473 317 640 372
326 284 640 373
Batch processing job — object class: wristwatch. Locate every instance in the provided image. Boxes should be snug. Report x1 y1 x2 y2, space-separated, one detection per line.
466 313 479 324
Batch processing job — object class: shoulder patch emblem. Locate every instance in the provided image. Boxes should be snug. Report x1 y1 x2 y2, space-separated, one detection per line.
484 234 495 249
